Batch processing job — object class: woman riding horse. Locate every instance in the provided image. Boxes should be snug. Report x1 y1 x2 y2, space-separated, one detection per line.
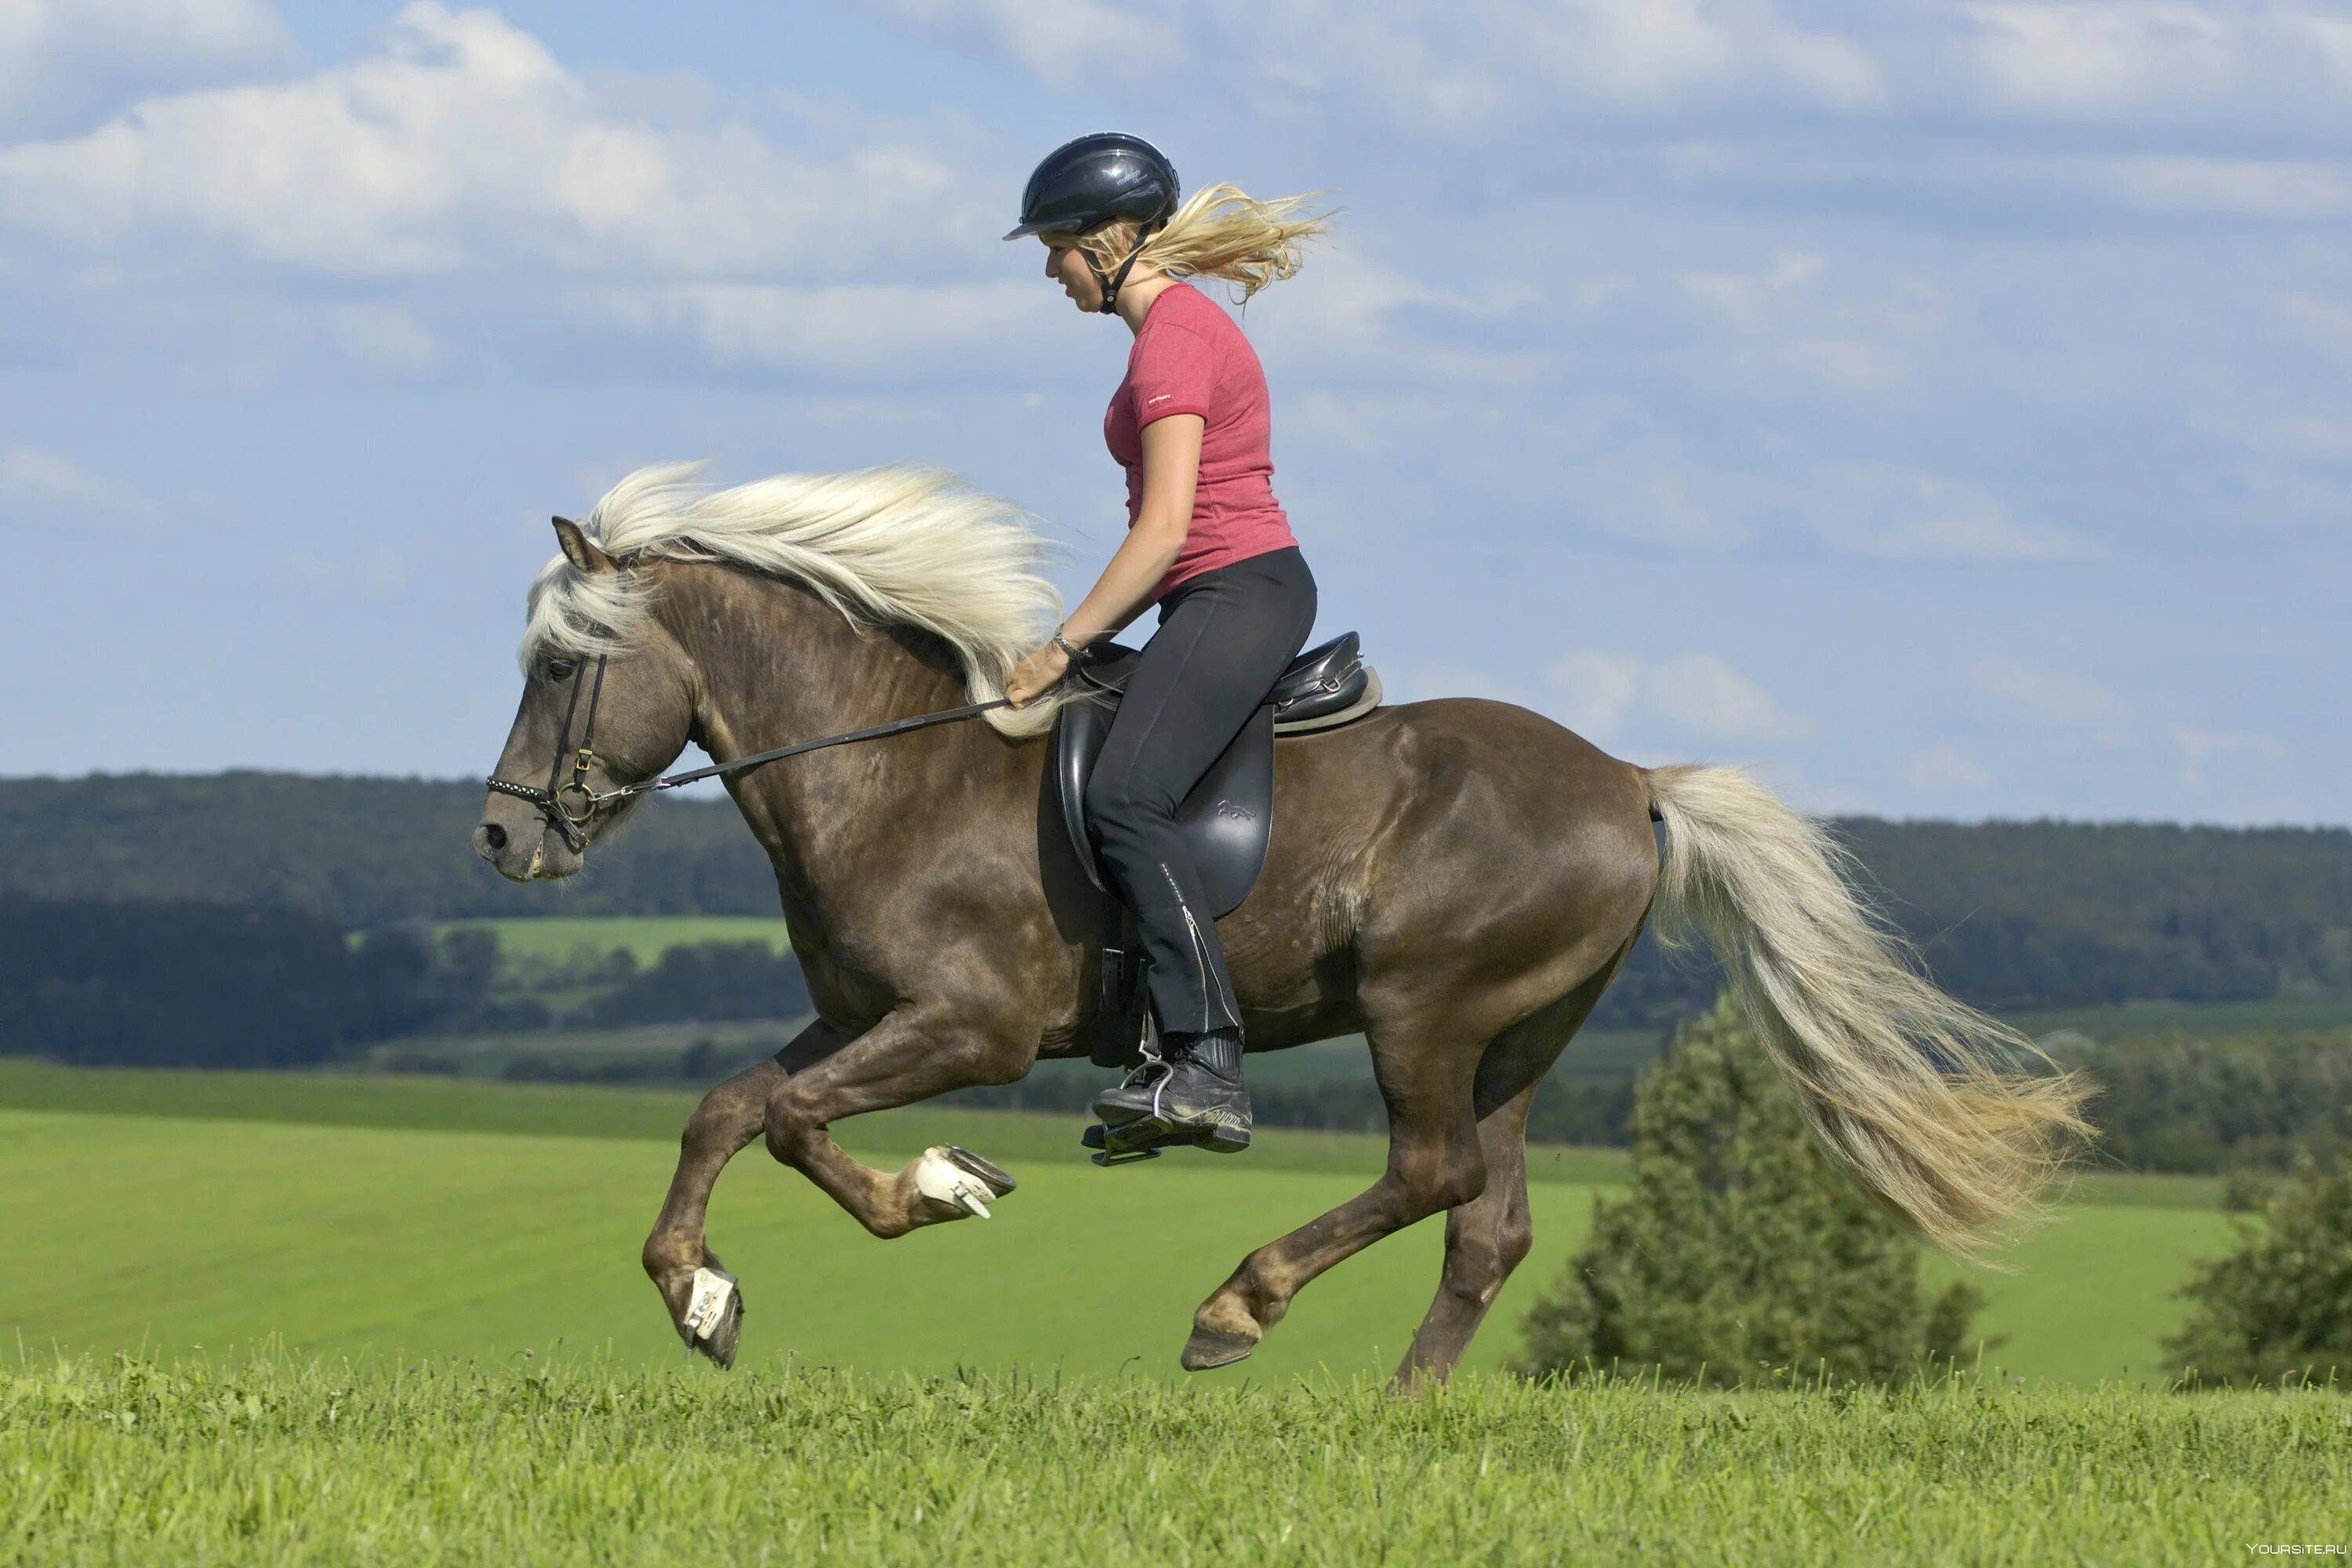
1000 134 1330 1157
475 141 2088 1380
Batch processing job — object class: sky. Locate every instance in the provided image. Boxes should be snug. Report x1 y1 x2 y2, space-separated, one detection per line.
0 0 2344 825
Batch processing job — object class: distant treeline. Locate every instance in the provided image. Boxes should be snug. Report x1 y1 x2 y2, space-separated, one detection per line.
2049 1031 2352 1174
940 1029 2352 1176
4 771 2350 1023
0 898 811 1069
0 900 491 1068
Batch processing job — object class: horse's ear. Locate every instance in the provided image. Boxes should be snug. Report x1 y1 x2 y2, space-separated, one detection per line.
552 516 617 574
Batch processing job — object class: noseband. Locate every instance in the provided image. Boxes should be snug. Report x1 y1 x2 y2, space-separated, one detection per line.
485 652 1011 856
484 652 612 854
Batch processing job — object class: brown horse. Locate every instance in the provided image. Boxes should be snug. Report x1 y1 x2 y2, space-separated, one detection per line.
474 463 2086 1386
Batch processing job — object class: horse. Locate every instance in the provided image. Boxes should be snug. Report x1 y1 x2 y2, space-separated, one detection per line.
473 463 2088 1387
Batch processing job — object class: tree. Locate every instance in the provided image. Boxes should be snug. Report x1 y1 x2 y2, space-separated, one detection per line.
1517 995 1987 1388
2165 1150 2352 1387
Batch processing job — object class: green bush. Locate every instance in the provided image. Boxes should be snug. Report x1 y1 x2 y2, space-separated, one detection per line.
1516 995 1987 1387
2166 1151 2352 1387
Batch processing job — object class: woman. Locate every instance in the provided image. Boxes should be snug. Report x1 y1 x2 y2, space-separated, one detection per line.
1001 132 1329 1156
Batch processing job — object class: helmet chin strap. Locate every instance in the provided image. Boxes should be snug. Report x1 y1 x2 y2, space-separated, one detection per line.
1086 224 1162 314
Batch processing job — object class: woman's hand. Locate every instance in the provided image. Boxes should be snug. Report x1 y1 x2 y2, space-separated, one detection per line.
1004 640 1072 708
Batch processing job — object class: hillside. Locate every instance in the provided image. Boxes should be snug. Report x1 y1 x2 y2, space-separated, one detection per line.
5 771 2349 1022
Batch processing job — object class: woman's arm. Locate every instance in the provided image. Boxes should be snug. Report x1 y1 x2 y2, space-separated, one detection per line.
1005 413 1204 706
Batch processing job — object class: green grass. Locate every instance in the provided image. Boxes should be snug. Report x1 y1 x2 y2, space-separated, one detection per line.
5 1357 2346 1566
431 914 793 962
0 1063 2306 1565
358 1019 809 1080
0 1062 2236 1387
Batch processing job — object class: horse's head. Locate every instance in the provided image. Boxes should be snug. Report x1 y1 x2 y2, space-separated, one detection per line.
475 517 696 881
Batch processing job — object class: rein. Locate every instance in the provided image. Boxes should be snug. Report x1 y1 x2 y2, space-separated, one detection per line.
485 650 1009 852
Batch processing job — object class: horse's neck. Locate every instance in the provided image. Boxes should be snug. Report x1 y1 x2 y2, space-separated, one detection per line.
659 566 986 878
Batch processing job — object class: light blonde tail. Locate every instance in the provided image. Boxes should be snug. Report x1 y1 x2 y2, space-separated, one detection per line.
1643 764 2092 1254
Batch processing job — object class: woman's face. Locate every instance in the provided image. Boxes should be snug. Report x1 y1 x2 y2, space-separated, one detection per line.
1042 240 1102 313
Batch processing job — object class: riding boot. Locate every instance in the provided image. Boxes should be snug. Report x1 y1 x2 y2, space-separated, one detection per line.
1091 1028 1251 1153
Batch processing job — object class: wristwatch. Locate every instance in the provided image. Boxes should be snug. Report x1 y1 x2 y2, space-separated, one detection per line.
1051 629 1088 661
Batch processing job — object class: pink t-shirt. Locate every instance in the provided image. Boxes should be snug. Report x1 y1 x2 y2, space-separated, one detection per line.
1104 281 1298 600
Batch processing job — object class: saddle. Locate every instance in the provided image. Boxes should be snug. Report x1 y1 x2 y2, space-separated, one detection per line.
1051 632 1383 1066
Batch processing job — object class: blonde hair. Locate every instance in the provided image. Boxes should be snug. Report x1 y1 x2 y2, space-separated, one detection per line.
1047 183 1333 301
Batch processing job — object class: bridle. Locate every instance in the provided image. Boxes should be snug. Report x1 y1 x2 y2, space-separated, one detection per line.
482 652 612 854
485 652 1010 855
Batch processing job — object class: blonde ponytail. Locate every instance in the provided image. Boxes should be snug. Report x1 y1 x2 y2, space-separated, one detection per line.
1050 184 1334 301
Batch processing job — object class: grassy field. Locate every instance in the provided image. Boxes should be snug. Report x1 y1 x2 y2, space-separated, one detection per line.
2 1062 2317 1566
0 1062 2233 1386
6 1356 2346 1566
433 914 793 962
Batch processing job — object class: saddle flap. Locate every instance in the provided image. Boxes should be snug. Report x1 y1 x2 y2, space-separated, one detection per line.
1050 697 1274 920
1172 705 1273 918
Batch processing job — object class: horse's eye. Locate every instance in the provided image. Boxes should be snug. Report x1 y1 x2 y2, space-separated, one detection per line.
546 657 578 681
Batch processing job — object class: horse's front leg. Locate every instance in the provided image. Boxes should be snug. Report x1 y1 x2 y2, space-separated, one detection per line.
760 993 1036 1240
641 1018 850 1364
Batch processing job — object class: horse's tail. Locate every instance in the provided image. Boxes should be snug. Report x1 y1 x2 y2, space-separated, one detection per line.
1642 763 2092 1254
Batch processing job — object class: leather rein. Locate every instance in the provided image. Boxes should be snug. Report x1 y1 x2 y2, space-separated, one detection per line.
484 650 1009 854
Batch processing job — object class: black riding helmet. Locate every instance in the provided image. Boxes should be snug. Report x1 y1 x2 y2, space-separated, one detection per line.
1005 132 1180 314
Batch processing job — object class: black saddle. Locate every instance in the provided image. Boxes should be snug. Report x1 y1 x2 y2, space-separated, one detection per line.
1051 632 1379 919
1051 632 1380 1069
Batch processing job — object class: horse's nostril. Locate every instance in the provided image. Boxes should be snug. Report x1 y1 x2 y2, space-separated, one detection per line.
483 822 508 851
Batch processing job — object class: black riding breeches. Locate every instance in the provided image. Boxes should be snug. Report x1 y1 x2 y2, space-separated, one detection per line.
1083 546 1319 1038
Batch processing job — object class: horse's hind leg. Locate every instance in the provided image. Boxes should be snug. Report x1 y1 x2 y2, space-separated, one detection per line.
1391 1083 1537 1393
1391 938 1639 1392
1182 1020 1486 1370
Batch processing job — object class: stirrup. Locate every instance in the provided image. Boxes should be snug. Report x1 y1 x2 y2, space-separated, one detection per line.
1080 1122 1165 1166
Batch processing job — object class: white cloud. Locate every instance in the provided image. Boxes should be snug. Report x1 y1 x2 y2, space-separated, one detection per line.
1545 651 1645 739
1547 648 1811 746
1904 742 1994 793
868 0 1886 125
2277 294 2352 354
1959 2 2244 116
2108 155 2349 219
859 0 1187 85
0 4 978 279
1679 252 1826 332
0 445 147 524
597 279 1060 372
2170 724 2287 794
1469 0 1886 114
1805 465 2098 561
1955 2 2352 125
1388 660 1533 707
1969 655 2130 728
1245 248 1544 387
325 303 439 375
1576 463 1751 552
0 0 294 136
1675 252 1936 393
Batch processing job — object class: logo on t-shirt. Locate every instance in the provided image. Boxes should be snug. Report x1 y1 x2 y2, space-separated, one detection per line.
1146 394 1173 405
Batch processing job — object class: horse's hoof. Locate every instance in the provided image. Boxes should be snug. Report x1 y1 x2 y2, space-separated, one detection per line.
916 1145 1013 1218
944 1145 1017 1196
680 1265 743 1368
1180 1324 1259 1372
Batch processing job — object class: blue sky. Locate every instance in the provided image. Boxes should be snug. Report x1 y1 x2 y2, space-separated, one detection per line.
0 0 2343 824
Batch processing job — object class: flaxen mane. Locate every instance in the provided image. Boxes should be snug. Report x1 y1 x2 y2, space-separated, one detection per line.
521 463 1074 736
